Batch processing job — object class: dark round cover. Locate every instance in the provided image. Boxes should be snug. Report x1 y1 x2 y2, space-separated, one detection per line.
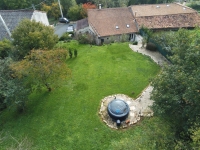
107 99 130 121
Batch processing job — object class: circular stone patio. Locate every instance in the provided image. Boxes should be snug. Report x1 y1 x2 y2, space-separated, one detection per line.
99 87 154 129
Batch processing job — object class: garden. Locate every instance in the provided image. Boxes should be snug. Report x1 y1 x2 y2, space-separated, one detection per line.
0 41 174 149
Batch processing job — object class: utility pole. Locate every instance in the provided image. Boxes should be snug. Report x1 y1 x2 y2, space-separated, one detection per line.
58 0 63 18
0 14 12 38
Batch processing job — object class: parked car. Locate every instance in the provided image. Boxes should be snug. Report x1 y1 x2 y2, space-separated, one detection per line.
59 17 70 23
66 25 74 32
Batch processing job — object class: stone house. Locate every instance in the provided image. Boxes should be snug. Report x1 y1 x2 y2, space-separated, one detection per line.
131 3 200 31
0 10 49 40
76 3 200 45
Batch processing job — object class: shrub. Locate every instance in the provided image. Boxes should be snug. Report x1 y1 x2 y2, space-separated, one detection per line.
74 49 77 57
133 41 138 45
146 42 157 51
69 49 73 58
75 33 95 44
59 33 72 41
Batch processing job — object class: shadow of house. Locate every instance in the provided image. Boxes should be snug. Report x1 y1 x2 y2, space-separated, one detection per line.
0 10 49 40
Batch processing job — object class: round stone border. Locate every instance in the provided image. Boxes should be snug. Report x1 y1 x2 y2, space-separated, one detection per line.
99 87 154 129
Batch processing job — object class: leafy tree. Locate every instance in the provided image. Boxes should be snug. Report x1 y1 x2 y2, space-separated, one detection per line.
1 0 29 9
190 124 200 148
128 0 175 5
60 0 77 16
76 0 88 4
151 28 200 141
0 58 30 112
11 19 58 60
81 2 96 18
11 49 71 92
68 4 83 21
141 26 153 43
0 39 13 59
41 3 51 17
49 2 61 19
0 0 44 10
92 0 129 8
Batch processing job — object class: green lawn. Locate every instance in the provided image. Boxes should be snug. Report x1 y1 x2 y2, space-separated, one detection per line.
0 42 171 150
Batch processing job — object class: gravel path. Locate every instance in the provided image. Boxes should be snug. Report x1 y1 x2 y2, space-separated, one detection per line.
128 38 170 116
129 42 170 66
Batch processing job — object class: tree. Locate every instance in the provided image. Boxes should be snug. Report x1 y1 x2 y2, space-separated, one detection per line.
60 0 77 16
81 2 96 18
11 49 71 92
0 39 13 59
128 0 175 5
41 3 51 17
0 58 30 112
49 2 61 19
0 0 44 10
151 28 200 141
68 4 83 21
11 19 58 60
141 26 153 43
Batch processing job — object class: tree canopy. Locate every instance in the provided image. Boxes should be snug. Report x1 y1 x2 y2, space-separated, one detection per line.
151 28 200 145
11 19 58 60
11 49 71 92
0 58 30 112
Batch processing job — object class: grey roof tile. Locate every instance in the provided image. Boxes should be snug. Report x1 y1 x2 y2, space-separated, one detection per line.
0 10 34 40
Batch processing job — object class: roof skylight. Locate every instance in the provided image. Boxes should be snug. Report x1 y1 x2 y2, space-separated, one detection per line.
116 26 119 29
126 24 130 28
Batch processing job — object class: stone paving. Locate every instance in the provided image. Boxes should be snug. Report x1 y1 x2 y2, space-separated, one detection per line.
129 43 170 66
99 87 154 129
99 37 169 129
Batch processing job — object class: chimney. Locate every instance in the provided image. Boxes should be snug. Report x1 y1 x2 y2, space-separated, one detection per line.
99 4 101 9
183 0 186 6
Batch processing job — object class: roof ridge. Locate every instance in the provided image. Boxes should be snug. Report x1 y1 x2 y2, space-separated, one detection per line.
0 9 34 12
174 2 198 12
136 11 199 17
88 7 128 11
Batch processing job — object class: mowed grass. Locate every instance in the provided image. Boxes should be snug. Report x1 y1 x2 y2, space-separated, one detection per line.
0 42 161 149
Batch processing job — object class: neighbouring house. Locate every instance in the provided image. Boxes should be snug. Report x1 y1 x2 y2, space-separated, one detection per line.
77 3 200 45
131 3 200 30
0 10 49 40
87 7 138 45
76 18 89 33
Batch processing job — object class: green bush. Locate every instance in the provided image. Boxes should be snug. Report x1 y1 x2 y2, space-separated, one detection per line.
146 42 157 51
133 41 138 45
76 33 95 44
59 33 72 41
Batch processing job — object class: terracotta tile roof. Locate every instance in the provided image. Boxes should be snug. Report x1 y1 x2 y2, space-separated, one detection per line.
88 7 138 37
130 3 197 17
76 18 89 31
130 3 200 29
136 13 200 29
0 10 34 40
